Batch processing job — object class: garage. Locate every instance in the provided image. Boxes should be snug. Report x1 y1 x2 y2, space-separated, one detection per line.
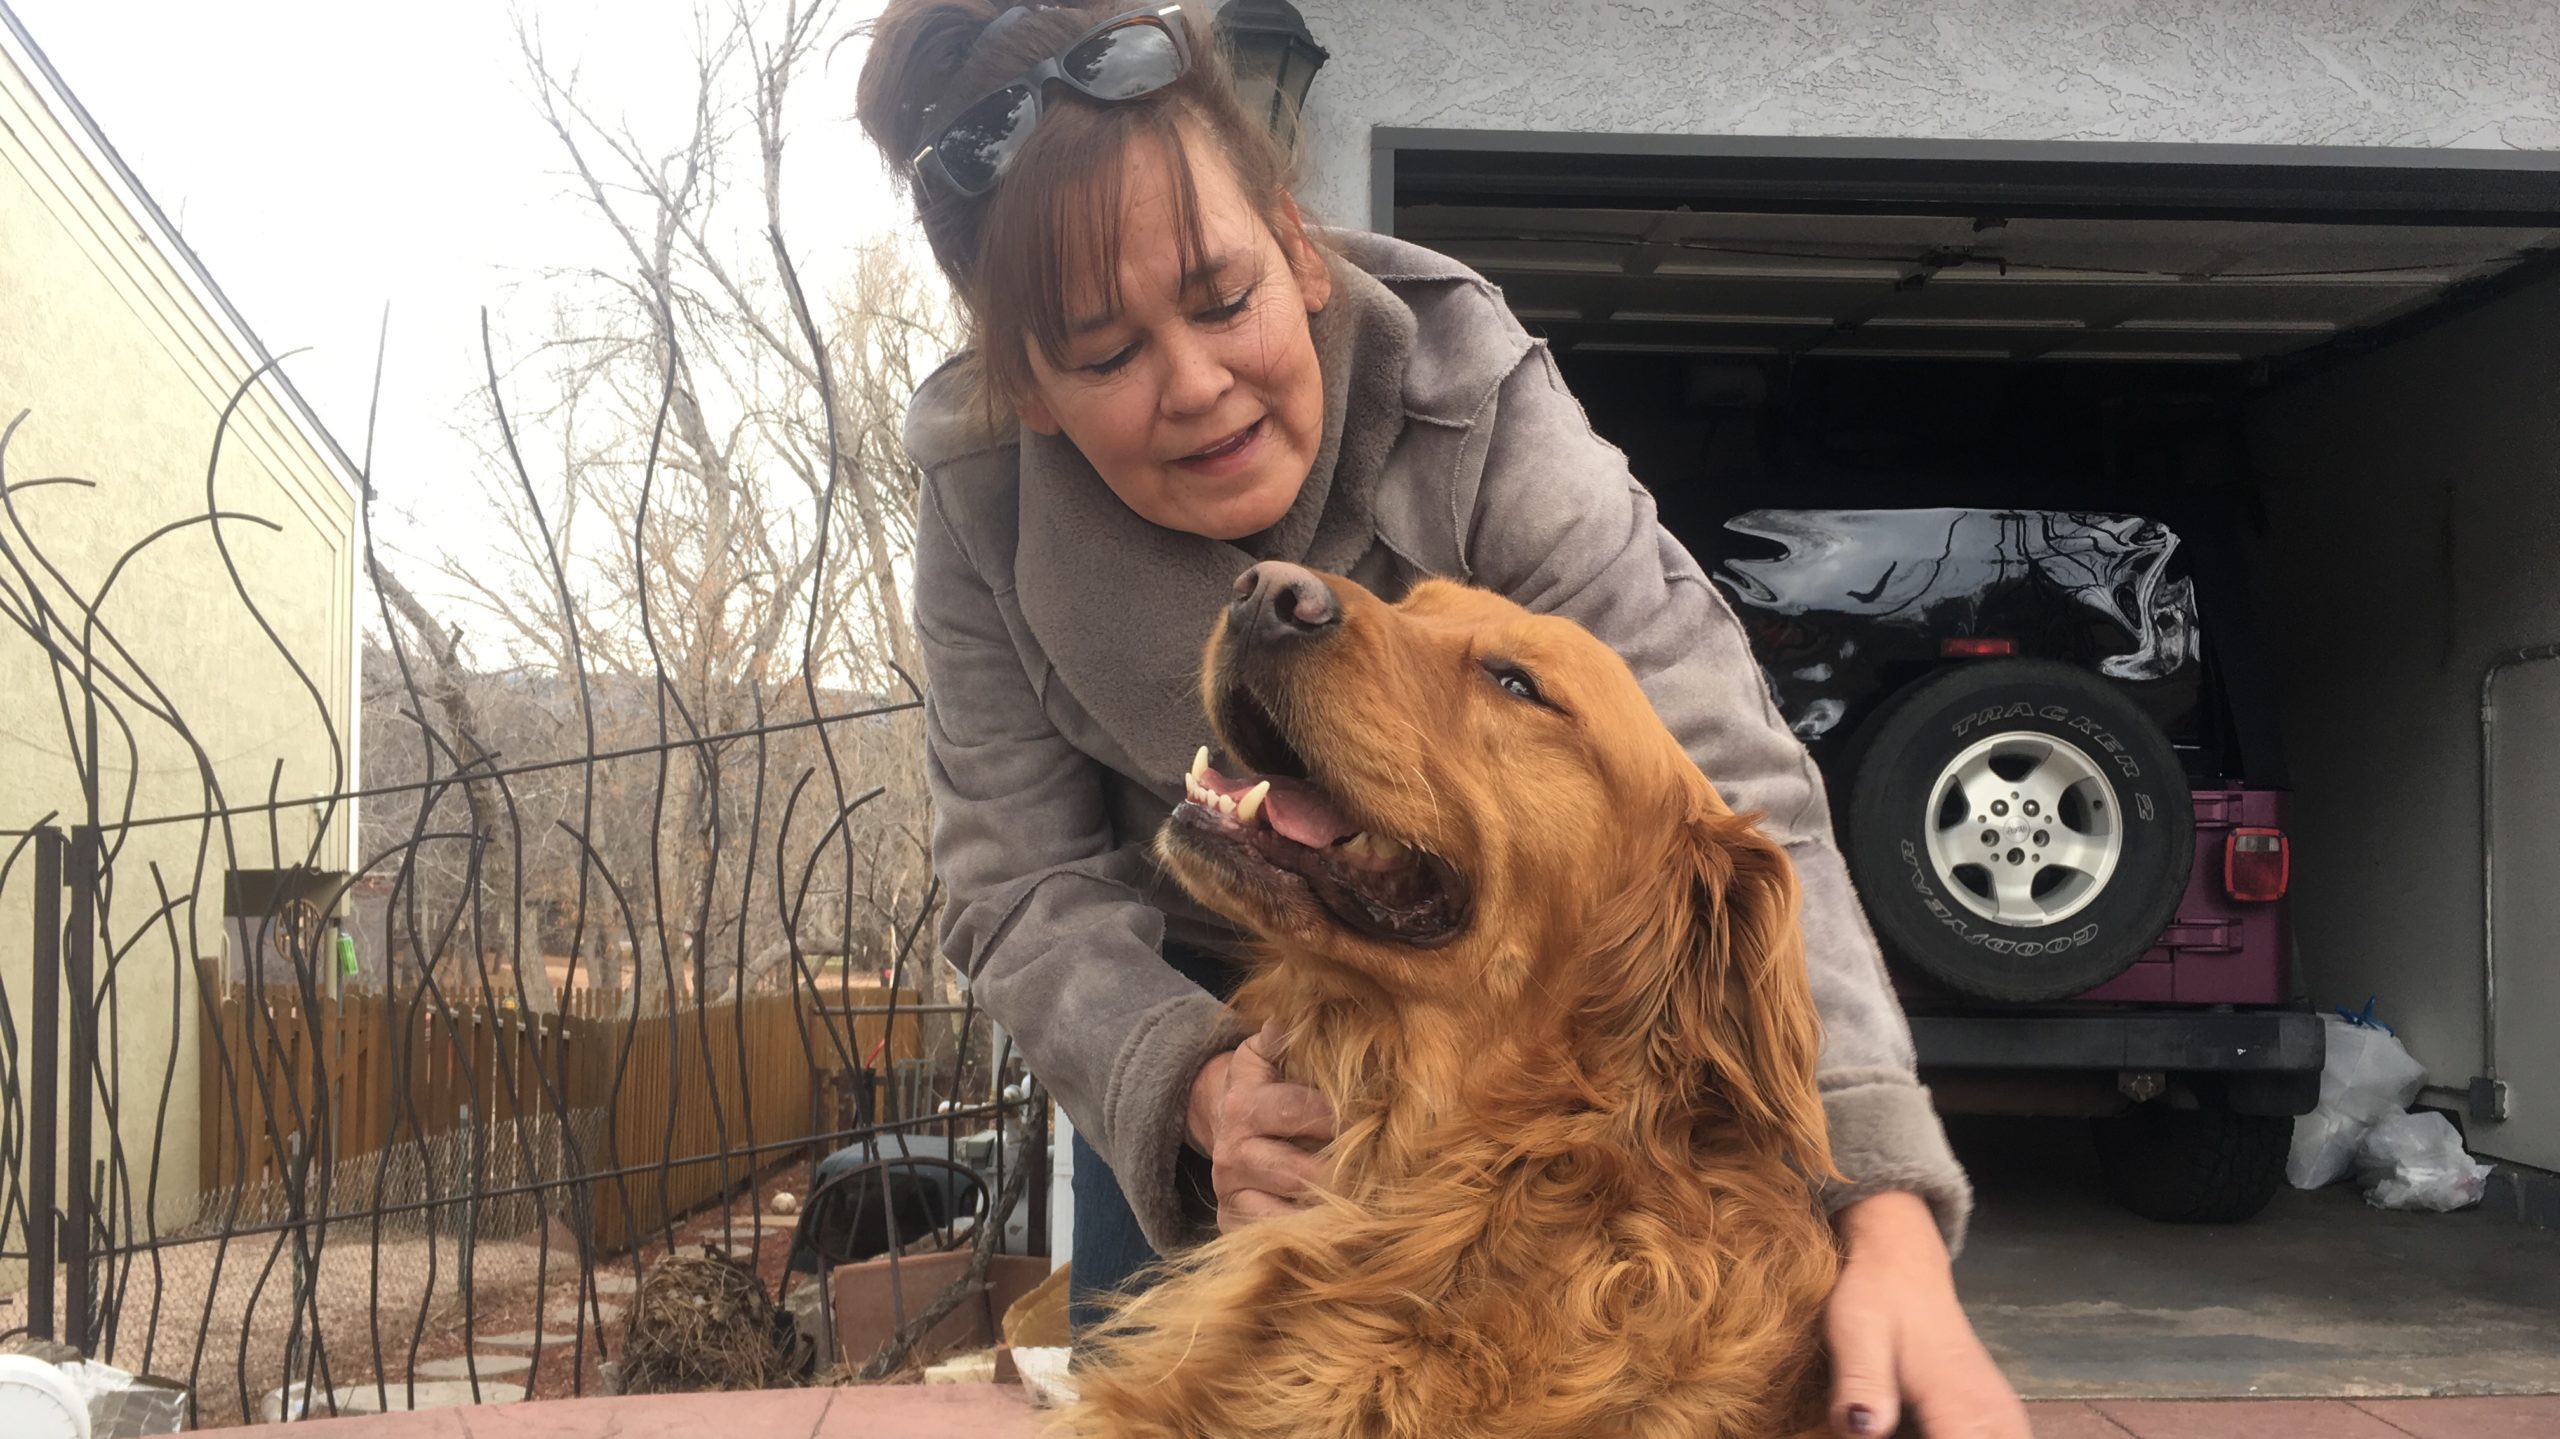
1371 128 2560 1148
1155 0 2560 1405
1351 131 2560 1392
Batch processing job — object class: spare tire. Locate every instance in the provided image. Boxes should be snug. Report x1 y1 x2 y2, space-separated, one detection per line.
1843 660 2193 1002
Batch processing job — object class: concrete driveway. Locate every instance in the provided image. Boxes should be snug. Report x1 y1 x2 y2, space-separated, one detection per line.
1952 1116 2560 1399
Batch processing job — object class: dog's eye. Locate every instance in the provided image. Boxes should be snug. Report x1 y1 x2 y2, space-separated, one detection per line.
1489 665 1544 705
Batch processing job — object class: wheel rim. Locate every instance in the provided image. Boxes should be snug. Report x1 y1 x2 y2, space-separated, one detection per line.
1921 730 2124 928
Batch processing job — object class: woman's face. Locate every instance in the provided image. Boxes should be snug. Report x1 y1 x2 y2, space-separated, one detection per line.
1016 131 1332 542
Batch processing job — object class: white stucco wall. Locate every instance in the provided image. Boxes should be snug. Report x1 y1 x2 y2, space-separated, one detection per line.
1291 1 2560 225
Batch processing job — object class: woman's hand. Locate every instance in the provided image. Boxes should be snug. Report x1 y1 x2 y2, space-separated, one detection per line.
1186 1021 1337 1232
1827 1191 2031 1438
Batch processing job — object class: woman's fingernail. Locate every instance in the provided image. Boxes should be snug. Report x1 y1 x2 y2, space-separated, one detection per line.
1845 1404 1879 1436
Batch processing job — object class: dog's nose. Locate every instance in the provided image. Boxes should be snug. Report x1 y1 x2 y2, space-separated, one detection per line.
1230 561 1339 646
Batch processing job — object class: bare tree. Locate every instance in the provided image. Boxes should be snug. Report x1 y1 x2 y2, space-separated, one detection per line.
370 0 959 1010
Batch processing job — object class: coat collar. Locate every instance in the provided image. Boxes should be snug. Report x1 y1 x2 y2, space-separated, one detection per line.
1012 252 1418 788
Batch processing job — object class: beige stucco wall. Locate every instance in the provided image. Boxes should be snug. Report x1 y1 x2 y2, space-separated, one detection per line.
1 35 358 1268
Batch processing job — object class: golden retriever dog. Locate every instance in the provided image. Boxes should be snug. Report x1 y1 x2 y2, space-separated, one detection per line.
1064 561 1840 1439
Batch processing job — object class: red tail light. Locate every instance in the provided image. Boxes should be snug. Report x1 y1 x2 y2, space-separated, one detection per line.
1941 636 2018 658
2225 828 2289 902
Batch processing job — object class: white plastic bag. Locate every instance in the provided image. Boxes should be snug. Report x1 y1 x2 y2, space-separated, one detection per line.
2355 1110 2494 1212
2286 1014 2427 1189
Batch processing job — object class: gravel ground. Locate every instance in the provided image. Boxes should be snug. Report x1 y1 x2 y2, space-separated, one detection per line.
3 1165 820 1428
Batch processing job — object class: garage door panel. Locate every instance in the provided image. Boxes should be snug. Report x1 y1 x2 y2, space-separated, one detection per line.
1957 216 2555 276
1407 196 2560 369
1895 273 2443 329
1490 267 1915 323
1808 324 2080 360
1527 316 1837 354
1401 206 1985 259
2036 327 2323 362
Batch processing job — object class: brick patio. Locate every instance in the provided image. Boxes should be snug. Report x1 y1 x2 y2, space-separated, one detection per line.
220 1387 2560 1437
239 1386 1044 1437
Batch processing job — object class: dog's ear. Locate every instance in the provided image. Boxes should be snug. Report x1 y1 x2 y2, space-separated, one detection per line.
1591 801 1835 1178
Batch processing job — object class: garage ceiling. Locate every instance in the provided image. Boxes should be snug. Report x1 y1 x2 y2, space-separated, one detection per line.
1395 206 2560 364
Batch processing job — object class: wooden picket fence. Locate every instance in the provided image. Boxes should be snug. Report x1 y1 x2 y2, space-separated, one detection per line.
573 994 827 1251
195 977 560 1194
197 968 927 1252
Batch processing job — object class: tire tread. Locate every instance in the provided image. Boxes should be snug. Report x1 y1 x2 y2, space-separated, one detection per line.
2093 1105 2290 1224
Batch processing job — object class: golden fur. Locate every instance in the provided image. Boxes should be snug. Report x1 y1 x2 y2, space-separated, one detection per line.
1064 574 1840 1438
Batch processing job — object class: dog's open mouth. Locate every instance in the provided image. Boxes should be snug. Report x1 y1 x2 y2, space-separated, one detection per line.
1169 695 1469 947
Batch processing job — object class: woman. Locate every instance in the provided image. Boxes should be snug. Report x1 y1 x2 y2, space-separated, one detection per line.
858 4 2028 1434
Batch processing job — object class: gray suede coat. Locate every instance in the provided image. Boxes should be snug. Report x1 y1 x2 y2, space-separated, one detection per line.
906 229 1971 1256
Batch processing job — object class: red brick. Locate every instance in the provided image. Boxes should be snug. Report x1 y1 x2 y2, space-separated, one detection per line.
2352 1395 2560 1439
460 1390 833 1439
232 1389 2560 1439
2090 1399 2411 1438
249 1411 467 1438
818 1384 1046 1437
2023 1400 2137 1438
221 1385 1048 1439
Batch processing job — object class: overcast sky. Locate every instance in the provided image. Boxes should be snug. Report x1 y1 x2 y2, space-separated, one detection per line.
14 0 914 610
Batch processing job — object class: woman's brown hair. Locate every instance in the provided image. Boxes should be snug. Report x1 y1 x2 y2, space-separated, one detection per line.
855 0 1310 405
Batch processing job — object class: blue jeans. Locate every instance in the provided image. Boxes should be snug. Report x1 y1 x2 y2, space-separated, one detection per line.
1068 942 1241 1340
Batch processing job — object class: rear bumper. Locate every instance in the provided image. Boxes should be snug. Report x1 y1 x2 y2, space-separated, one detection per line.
1912 1008 2325 1115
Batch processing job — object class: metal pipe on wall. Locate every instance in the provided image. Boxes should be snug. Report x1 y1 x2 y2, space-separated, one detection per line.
2476 642 2560 1122
63 826 98 1349
27 827 63 1341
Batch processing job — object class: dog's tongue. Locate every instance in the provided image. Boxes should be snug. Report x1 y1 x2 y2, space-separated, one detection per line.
1195 763 1358 848
1257 777 1356 849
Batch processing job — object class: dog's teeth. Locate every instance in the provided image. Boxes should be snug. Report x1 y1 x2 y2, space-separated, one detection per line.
1237 780 1271 825
1189 746 1210 785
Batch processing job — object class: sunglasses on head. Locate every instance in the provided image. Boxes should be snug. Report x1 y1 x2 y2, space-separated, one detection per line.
911 4 1195 201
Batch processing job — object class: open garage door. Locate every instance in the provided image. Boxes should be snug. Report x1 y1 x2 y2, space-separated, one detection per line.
1377 133 2560 368
1377 131 2560 1175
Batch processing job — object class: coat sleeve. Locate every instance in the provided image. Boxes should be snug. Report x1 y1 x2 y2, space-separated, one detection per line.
914 472 1239 1255
1460 343 1973 1251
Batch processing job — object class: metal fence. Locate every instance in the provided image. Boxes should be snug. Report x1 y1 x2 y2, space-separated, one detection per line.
5 821 1037 1425
0 354 1043 1424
